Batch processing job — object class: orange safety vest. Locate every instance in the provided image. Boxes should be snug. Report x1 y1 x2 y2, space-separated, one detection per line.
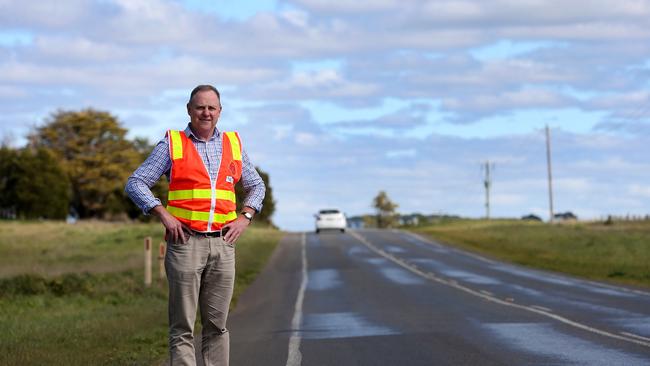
166 130 243 232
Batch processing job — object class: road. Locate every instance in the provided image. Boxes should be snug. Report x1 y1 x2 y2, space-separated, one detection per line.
227 229 650 365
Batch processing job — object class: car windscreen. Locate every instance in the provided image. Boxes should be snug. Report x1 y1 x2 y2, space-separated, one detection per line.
319 210 340 214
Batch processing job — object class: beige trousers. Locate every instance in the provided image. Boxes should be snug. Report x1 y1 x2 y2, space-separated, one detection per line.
165 234 235 366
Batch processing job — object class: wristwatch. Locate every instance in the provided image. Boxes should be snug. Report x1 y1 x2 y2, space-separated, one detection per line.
241 212 253 221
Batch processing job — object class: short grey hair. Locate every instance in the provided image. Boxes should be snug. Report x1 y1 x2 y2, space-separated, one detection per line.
188 85 221 106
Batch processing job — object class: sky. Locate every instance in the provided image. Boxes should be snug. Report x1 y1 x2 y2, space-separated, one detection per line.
0 0 649 231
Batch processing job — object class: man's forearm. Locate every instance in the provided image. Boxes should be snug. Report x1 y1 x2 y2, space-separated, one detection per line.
125 176 162 214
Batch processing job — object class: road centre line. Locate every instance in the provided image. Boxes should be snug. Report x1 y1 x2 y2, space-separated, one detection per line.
621 332 650 342
349 230 650 349
530 305 553 312
286 233 307 366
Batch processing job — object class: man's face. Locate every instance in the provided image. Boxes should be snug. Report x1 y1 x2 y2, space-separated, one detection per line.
187 90 222 136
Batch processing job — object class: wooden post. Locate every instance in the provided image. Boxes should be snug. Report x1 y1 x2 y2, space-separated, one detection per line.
158 242 166 281
144 237 152 287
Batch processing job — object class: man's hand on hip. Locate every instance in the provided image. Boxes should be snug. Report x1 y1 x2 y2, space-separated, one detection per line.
151 205 189 244
222 216 251 244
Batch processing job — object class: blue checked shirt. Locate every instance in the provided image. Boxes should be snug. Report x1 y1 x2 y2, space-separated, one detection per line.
125 124 265 215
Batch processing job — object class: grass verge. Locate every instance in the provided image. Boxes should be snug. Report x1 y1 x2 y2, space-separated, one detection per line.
0 221 283 365
411 219 650 288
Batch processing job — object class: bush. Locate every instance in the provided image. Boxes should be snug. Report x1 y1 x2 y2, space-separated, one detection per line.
0 273 94 297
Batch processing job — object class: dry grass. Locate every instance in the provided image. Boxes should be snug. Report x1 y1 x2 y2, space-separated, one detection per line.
0 220 283 365
412 219 650 288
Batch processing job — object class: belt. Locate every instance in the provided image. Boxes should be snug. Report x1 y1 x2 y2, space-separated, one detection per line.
190 228 229 238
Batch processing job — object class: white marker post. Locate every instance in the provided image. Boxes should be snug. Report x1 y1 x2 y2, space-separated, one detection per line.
158 242 166 281
144 237 152 287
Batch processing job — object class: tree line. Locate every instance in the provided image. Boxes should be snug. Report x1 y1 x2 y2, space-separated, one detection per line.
0 109 276 224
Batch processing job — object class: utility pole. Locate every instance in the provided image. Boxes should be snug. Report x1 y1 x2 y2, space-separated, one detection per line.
545 125 554 223
483 161 493 219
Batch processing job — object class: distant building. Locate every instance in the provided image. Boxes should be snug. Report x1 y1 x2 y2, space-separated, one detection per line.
554 211 577 221
521 214 542 222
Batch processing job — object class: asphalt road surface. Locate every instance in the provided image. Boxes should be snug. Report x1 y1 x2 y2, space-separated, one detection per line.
225 229 650 365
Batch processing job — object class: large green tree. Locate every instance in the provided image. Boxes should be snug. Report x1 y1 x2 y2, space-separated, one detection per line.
373 190 399 228
235 166 276 225
28 109 141 218
0 147 70 219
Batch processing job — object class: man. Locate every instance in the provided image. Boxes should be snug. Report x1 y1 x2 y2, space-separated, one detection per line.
125 84 265 366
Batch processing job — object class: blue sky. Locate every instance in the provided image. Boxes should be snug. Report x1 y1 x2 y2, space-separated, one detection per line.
0 0 649 230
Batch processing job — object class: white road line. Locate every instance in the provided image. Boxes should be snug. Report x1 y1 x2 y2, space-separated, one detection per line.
349 231 650 349
286 233 308 366
530 305 552 312
621 332 650 342
480 290 494 296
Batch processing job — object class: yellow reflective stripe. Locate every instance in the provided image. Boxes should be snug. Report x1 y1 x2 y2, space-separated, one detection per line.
167 206 210 222
225 132 241 161
216 189 236 202
170 130 183 160
168 189 236 202
213 211 238 224
167 206 237 224
168 189 211 200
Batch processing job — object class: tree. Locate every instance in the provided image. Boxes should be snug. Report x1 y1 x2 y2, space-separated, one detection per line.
0 147 18 218
373 190 398 228
235 166 276 225
0 147 70 219
28 109 141 218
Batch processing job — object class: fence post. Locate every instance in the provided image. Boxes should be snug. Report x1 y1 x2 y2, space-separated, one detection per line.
144 237 152 287
159 242 166 281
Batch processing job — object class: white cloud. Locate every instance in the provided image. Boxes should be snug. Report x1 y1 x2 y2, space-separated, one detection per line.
248 69 380 100
629 184 650 198
0 0 649 229
442 87 571 113
290 0 401 13
295 132 318 145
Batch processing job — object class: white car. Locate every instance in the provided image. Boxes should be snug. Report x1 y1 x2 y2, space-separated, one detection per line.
315 209 347 233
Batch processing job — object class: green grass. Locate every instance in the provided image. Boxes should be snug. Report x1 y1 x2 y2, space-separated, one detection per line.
0 220 283 366
411 219 650 288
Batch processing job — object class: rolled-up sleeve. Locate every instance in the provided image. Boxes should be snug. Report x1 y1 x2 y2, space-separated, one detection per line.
125 139 171 214
240 149 266 213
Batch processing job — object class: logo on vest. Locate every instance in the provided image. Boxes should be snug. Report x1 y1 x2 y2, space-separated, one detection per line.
226 176 234 184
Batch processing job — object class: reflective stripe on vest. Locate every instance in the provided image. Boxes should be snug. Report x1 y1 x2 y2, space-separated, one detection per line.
224 131 242 161
169 130 184 160
166 130 243 231
168 189 236 203
167 206 238 224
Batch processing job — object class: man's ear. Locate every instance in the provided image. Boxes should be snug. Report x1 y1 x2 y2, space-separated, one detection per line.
186 103 191 115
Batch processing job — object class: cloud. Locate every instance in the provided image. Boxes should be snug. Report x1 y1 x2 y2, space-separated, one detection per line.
1 0 649 229
442 87 574 118
629 184 650 198
331 103 431 130
245 69 380 100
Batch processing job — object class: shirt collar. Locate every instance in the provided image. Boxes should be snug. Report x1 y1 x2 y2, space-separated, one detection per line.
184 123 220 141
